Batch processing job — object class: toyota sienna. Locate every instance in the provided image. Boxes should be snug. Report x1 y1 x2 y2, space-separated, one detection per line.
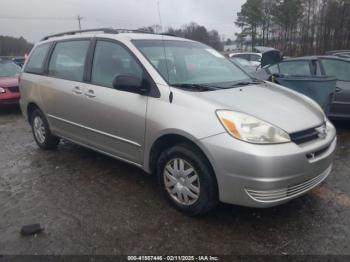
19 29 337 215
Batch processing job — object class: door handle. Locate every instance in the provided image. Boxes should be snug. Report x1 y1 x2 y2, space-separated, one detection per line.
73 86 82 95
335 87 342 93
85 89 96 98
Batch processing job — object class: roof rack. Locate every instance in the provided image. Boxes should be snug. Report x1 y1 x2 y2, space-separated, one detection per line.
40 28 151 41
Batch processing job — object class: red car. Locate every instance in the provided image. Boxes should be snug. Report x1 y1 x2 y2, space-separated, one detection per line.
0 60 21 107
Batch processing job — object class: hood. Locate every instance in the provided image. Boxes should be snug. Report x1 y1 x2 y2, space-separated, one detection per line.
199 82 324 134
0 77 19 88
254 46 283 67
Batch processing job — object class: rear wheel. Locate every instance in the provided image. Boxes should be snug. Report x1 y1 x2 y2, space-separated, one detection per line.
157 144 218 216
30 109 60 150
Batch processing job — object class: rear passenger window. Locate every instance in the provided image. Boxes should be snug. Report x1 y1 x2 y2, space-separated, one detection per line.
48 40 90 82
25 44 50 74
91 41 143 88
279 61 312 76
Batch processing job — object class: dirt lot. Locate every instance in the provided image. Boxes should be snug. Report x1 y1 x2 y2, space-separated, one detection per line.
0 106 349 255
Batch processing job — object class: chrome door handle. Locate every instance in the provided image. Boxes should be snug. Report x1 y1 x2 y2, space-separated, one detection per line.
73 86 82 95
85 89 96 98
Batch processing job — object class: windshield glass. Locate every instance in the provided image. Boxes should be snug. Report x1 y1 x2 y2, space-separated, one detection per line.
133 40 252 89
0 61 21 77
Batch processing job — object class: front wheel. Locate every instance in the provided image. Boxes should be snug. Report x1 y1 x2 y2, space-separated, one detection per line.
30 109 60 150
157 144 218 216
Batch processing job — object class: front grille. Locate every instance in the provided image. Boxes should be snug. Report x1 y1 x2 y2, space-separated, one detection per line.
8 86 19 93
245 165 331 203
290 125 323 145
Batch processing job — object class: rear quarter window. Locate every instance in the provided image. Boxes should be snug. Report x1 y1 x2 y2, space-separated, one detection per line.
24 43 51 74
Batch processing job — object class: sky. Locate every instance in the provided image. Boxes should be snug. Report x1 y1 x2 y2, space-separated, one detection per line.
0 0 245 43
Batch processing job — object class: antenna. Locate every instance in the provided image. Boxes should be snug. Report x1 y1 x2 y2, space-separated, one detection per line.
157 0 172 101
77 15 83 30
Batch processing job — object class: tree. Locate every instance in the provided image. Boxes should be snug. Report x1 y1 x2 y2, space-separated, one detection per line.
235 0 350 56
0 36 33 56
235 0 264 49
137 25 162 33
272 0 304 53
226 38 233 45
168 22 224 51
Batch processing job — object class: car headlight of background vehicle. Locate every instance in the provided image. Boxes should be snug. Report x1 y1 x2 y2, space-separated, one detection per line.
0 87 6 94
216 110 291 144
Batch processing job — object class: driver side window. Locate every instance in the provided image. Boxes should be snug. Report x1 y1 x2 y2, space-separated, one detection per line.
91 41 143 88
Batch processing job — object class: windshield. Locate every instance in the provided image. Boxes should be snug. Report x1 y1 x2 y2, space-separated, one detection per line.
133 40 252 89
0 61 21 77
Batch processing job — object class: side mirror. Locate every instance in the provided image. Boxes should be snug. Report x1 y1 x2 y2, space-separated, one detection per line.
112 74 149 95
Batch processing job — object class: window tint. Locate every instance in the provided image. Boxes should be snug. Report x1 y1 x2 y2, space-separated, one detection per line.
279 61 311 75
91 41 143 88
25 44 50 74
48 40 90 82
321 59 350 81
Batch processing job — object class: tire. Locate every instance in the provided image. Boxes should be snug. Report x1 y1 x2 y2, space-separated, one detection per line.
30 109 60 150
157 143 219 216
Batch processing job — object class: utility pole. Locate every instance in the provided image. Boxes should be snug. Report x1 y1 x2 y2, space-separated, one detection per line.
77 15 83 30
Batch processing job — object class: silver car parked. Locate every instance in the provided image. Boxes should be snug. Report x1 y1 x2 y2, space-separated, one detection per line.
20 29 337 215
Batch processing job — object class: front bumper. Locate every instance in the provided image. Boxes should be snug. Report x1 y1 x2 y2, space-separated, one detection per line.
0 92 20 106
200 125 337 207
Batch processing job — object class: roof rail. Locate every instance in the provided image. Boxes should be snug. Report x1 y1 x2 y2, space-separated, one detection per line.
40 28 151 41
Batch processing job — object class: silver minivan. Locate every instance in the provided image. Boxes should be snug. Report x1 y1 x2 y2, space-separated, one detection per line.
20 29 337 215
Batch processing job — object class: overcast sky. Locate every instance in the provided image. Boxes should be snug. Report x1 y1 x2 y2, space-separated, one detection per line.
0 0 245 43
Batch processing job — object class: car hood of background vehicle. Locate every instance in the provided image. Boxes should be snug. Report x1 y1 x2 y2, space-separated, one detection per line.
0 77 18 88
199 83 324 134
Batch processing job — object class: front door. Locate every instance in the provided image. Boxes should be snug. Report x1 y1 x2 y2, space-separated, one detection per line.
79 40 148 164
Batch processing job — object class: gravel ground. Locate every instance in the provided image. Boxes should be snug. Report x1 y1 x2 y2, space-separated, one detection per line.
0 106 349 255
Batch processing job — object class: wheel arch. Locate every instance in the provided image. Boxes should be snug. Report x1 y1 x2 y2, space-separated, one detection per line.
147 133 217 181
27 102 42 123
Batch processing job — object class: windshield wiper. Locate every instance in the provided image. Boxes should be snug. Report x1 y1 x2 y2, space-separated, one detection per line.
229 79 263 88
171 83 219 92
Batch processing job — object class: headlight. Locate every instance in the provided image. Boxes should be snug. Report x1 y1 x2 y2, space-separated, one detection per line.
0 87 6 94
216 110 291 144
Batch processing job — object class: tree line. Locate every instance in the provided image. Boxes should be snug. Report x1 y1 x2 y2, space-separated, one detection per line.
139 22 224 51
235 0 350 56
0 35 33 56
